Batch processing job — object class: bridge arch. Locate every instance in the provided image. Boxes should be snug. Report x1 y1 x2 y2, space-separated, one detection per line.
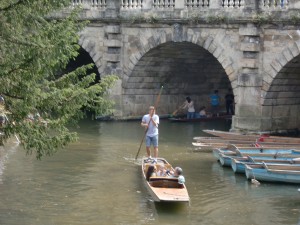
259 39 300 130
122 27 237 116
78 33 104 77
123 28 236 87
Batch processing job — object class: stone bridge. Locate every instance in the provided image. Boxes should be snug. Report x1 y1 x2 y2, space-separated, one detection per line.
52 0 300 132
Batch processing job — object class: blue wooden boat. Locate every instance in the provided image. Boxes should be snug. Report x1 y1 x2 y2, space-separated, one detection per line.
245 163 300 184
213 149 300 163
215 145 299 155
219 153 248 167
231 156 300 174
213 144 300 164
215 148 300 167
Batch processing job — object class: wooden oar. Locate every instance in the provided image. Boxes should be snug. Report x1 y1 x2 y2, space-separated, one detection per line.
170 103 186 117
135 86 164 160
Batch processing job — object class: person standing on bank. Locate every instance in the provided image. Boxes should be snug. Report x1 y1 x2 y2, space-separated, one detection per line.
225 88 235 115
209 90 220 117
183 96 195 119
141 106 159 164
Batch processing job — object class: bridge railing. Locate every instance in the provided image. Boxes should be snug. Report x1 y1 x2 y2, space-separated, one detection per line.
65 0 298 18
72 0 107 8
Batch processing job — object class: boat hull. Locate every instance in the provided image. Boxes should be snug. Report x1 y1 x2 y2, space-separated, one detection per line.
169 115 231 123
142 158 190 202
245 163 300 184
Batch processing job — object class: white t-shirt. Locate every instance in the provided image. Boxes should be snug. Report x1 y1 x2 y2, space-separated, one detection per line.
185 100 195 113
142 114 159 137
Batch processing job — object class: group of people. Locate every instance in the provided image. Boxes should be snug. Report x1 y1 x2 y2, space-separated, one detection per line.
180 88 235 119
182 96 207 119
141 106 185 185
140 88 235 186
146 164 185 186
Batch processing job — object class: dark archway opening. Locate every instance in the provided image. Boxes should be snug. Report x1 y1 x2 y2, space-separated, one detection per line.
65 47 100 83
123 42 232 116
264 56 300 131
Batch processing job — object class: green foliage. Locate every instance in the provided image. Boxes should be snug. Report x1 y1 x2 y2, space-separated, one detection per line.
121 12 159 24
290 13 300 25
0 0 118 159
252 13 274 25
205 15 227 24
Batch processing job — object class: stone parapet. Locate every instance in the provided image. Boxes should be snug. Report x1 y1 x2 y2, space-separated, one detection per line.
50 0 299 21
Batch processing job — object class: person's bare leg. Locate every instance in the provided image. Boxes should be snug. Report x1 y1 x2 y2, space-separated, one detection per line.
154 147 158 158
146 146 151 158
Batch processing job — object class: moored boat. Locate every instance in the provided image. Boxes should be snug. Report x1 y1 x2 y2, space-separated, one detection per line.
214 146 300 167
245 162 300 184
231 156 300 174
202 129 300 144
169 115 231 122
141 157 190 202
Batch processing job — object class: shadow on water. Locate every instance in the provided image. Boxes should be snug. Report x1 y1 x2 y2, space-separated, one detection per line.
152 201 191 224
154 202 189 214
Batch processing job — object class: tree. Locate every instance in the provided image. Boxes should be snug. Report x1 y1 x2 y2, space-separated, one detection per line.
0 0 118 159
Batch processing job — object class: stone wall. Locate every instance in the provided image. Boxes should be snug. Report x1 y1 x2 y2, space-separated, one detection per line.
51 0 300 132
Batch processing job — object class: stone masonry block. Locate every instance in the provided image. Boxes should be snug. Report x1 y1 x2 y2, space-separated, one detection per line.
270 59 282 72
232 116 264 131
277 54 288 66
222 58 233 69
225 65 234 76
289 42 300 57
105 40 122 47
104 53 120 62
217 54 226 64
81 39 90 50
263 74 273 85
208 43 217 54
213 47 223 59
240 42 260 52
95 56 103 67
187 29 194 41
241 58 258 68
196 36 205 47
266 67 277 79
105 25 120 34
203 36 214 50
228 73 236 82
283 49 294 62
238 73 262 87
239 26 259 36
294 40 300 53
192 33 200 45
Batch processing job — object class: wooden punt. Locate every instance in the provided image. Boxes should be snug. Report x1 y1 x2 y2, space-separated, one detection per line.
245 162 300 183
192 142 300 152
202 129 300 144
214 146 300 167
231 156 300 174
193 136 300 149
168 115 231 122
141 157 190 202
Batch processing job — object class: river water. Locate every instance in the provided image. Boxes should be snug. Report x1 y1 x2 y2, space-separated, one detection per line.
0 119 299 225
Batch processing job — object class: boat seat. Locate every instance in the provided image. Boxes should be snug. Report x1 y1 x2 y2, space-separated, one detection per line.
149 177 183 188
